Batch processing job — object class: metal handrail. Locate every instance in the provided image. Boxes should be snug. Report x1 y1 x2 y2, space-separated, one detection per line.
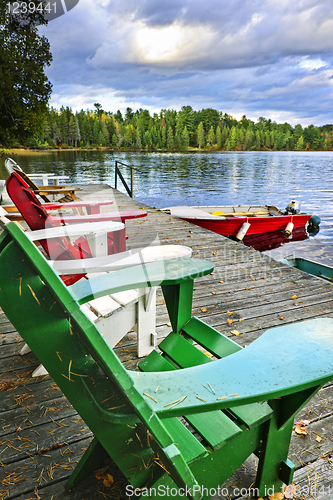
114 160 137 198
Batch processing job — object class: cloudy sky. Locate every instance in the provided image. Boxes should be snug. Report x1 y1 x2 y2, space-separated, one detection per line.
39 0 333 126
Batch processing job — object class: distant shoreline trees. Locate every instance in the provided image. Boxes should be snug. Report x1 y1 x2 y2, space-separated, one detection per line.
3 103 333 152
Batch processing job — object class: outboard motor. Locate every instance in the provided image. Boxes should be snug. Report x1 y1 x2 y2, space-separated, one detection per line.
285 200 301 215
307 215 321 237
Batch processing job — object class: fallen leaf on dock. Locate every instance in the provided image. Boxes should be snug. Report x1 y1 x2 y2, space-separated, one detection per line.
227 311 233 315
212 291 217 295
200 308 207 312
103 474 114 487
294 425 307 436
291 294 298 299
315 435 322 443
227 318 233 324
268 492 284 500
230 330 240 336
294 419 310 426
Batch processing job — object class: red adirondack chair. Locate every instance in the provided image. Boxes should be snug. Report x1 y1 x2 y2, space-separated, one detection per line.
6 171 147 285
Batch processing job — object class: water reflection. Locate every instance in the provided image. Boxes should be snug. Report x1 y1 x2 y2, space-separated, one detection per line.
238 227 309 252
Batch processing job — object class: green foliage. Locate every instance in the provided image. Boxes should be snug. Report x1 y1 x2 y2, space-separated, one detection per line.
4 90 332 151
197 122 205 148
0 1 52 146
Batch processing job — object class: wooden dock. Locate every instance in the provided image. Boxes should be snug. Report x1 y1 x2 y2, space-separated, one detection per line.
1 184 333 500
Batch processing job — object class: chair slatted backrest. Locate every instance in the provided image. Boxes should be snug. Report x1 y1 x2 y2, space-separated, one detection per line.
6 172 95 284
12 165 53 202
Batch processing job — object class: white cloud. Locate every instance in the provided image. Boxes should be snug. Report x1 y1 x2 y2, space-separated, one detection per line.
297 57 328 70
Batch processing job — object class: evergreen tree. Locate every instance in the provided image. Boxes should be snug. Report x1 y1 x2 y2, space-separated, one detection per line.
134 128 142 148
125 107 134 123
111 134 118 147
177 106 195 135
197 122 205 148
295 135 305 150
216 126 222 149
255 130 261 149
167 126 174 149
97 130 105 146
106 117 116 140
207 126 215 146
230 127 237 149
94 103 103 119
145 130 152 148
114 110 123 123
75 115 81 147
161 125 167 147
244 128 254 150
68 115 76 146
125 125 133 147
181 126 189 149
238 128 245 149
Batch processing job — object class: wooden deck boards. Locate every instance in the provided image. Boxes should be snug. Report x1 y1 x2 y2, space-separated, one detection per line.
1 184 333 500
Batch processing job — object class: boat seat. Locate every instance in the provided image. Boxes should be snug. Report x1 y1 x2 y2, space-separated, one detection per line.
166 206 225 219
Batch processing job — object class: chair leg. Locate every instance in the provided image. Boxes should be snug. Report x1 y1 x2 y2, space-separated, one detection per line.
255 407 294 496
66 436 109 490
255 386 321 496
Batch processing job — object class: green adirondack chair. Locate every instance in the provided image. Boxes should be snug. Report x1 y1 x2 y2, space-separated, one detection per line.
1 220 333 499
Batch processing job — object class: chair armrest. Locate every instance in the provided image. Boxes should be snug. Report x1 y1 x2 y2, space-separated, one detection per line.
26 221 125 258
3 200 113 215
40 200 114 214
50 210 147 224
35 187 82 195
50 244 193 274
69 257 213 304
25 221 125 241
129 318 333 417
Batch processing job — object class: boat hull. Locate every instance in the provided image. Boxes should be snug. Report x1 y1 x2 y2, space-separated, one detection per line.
180 214 311 236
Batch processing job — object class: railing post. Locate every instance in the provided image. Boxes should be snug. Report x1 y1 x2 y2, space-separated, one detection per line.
114 160 136 198
130 168 134 198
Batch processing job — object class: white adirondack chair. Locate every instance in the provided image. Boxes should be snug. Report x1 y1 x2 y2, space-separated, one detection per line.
5 157 69 185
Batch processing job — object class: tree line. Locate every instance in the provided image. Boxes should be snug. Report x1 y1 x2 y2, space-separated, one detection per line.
34 104 333 152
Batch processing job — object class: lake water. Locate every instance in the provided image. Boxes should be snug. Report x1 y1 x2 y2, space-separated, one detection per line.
1 150 333 261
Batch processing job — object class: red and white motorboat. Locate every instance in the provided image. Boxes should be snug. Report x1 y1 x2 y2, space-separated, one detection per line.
164 201 318 241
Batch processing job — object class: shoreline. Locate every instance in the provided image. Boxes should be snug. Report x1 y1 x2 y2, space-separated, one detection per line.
2 147 332 155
